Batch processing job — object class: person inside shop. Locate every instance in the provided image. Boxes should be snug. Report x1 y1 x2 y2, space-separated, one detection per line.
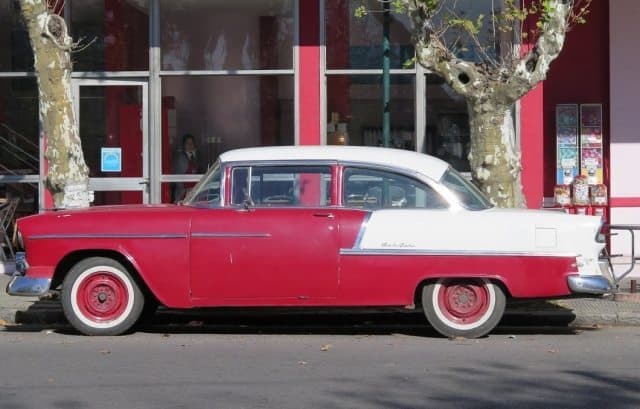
172 133 204 202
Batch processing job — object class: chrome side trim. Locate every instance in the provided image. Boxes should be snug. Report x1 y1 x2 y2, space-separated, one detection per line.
353 212 372 249
191 233 272 238
567 275 612 295
6 276 52 297
340 248 578 258
29 233 187 240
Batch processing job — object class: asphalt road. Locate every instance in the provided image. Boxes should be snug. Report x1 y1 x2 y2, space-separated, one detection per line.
1 319 640 409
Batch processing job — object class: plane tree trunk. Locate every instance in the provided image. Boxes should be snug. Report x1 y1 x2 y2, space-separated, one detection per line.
20 0 92 209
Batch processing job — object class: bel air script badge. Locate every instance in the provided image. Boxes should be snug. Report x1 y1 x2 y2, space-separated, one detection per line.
381 241 416 248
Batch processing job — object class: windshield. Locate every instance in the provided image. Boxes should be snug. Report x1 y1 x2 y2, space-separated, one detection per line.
440 168 493 210
183 161 222 206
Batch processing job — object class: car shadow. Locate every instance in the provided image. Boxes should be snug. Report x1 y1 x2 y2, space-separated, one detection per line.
2 298 590 338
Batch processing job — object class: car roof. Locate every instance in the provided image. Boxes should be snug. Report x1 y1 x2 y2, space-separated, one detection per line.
219 146 450 181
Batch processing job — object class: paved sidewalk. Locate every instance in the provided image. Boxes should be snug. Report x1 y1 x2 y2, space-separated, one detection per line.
2 272 640 329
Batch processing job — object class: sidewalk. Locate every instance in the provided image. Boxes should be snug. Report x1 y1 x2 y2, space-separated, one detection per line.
2 270 640 328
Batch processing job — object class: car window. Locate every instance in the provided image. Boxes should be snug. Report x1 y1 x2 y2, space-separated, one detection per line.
183 161 222 206
343 167 448 210
440 168 493 210
231 165 332 207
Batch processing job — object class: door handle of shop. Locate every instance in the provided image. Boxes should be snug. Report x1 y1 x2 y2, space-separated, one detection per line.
313 212 335 219
138 179 150 186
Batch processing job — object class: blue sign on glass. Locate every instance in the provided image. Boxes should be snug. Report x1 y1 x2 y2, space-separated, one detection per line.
101 147 122 172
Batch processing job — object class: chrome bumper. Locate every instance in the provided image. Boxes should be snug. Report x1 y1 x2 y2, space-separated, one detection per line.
567 275 612 295
6 276 51 296
5 251 51 296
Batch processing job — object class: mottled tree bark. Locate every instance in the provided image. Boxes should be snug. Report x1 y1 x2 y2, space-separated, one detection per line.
20 0 92 208
408 0 572 207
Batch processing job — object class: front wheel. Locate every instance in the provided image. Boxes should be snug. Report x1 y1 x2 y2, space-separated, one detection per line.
422 278 505 339
61 257 144 336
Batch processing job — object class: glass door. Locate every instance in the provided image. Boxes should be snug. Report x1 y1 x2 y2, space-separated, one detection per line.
73 79 149 205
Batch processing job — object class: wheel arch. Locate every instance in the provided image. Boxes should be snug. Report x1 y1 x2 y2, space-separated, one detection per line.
413 275 512 309
52 250 159 306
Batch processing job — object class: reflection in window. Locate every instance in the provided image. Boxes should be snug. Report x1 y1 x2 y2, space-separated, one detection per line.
326 75 415 149
162 76 294 175
343 168 447 209
0 78 39 176
325 0 414 69
0 1 34 72
70 0 149 71
234 166 331 207
160 0 293 70
425 74 470 172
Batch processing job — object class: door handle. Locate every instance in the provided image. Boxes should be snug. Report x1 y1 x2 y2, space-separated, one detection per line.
138 178 150 186
313 212 335 219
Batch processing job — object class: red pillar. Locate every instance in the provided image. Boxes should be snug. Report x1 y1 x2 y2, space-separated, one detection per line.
298 0 320 145
520 84 545 209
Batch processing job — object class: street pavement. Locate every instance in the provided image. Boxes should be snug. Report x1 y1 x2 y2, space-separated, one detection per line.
2 271 640 331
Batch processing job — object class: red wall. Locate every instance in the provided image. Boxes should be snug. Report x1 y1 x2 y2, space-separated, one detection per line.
542 1 610 198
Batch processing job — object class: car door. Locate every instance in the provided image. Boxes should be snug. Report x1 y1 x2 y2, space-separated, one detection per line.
190 164 339 303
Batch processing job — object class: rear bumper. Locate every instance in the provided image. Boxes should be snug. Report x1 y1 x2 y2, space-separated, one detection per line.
567 275 611 295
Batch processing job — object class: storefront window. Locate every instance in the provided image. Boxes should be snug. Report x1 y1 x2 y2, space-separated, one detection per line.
161 75 293 202
326 75 415 149
0 183 38 219
70 0 149 71
160 0 293 71
0 2 34 72
0 78 39 176
424 74 470 172
325 0 414 70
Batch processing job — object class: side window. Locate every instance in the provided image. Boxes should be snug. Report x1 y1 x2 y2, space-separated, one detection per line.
232 165 332 207
231 167 250 205
343 168 448 210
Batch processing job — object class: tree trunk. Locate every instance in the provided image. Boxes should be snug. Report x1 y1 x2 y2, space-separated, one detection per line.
20 0 92 209
467 103 525 208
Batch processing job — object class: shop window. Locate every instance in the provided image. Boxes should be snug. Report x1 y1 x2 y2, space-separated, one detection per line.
70 0 149 71
0 1 34 72
424 74 470 172
0 78 39 176
326 75 415 149
325 0 414 70
160 0 293 71
160 75 294 202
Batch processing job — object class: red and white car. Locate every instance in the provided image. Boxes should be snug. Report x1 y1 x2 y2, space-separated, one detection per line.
6 146 611 337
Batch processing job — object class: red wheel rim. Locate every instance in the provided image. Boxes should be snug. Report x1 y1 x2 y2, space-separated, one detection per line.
436 279 490 325
76 271 129 323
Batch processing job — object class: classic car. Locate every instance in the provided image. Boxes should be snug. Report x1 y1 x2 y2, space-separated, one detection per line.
6 146 612 338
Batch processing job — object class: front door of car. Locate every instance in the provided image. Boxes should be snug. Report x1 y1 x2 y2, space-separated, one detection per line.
189 164 339 303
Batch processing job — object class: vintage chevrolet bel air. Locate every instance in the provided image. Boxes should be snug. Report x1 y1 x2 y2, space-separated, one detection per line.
7 146 611 337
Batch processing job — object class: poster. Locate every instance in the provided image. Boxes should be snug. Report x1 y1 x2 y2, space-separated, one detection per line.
579 104 603 185
555 104 579 185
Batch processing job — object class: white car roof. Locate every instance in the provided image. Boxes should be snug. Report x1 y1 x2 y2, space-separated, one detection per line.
219 146 450 181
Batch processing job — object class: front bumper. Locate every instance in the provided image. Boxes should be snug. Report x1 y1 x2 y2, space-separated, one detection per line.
567 275 612 295
5 252 51 296
6 276 51 296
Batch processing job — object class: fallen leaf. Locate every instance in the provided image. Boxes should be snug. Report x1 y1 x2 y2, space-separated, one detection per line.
297 361 308 366
100 349 111 355
0 319 6 326
547 349 558 354
320 344 332 351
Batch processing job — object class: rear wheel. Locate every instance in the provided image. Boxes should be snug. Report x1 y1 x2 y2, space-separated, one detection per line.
61 257 144 336
422 278 505 339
